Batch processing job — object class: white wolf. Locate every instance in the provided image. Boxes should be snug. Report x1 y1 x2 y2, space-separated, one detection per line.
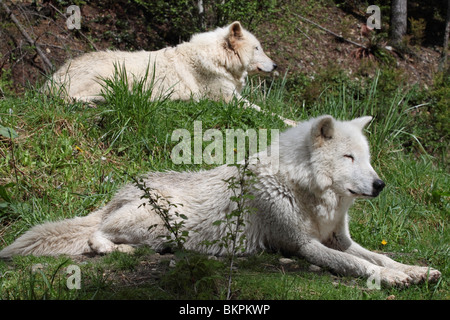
46 21 295 126
0 115 440 287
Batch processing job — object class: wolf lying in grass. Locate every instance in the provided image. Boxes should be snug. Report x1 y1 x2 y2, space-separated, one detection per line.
0 115 440 287
45 21 295 126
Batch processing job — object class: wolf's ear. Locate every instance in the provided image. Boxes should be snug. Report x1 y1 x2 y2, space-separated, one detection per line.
229 21 244 40
311 115 334 147
351 116 372 130
227 22 244 51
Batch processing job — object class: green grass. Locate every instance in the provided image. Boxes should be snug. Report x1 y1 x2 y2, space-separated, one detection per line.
0 68 448 300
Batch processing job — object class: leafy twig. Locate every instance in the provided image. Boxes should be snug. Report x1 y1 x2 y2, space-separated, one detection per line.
220 157 257 300
131 176 188 252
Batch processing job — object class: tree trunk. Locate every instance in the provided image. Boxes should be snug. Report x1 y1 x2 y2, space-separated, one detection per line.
197 0 206 30
390 0 408 45
439 0 450 71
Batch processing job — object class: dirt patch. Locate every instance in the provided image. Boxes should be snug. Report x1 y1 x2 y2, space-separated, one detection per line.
256 5 441 88
0 1 162 93
68 250 324 294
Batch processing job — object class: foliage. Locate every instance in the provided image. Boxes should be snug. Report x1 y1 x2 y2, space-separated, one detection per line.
0 67 14 97
408 17 426 46
130 0 200 43
127 0 278 44
409 70 450 161
133 176 188 251
428 71 450 144
209 0 278 30
160 253 224 299
217 158 258 299
98 62 173 157
333 0 447 46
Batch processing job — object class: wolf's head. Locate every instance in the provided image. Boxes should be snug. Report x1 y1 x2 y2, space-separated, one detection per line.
308 115 385 198
225 21 277 74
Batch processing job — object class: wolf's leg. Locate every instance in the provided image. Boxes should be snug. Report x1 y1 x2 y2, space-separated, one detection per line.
72 95 105 104
299 239 412 287
232 92 297 127
88 203 166 255
338 239 441 284
242 99 297 126
88 230 135 255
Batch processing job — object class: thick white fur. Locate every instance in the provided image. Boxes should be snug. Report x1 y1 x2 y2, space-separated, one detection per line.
0 116 440 287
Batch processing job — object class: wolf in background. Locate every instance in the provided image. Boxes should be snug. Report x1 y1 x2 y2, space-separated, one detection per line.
45 21 296 126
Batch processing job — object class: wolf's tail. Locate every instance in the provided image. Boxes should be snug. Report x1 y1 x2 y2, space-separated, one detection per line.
0 211 103 258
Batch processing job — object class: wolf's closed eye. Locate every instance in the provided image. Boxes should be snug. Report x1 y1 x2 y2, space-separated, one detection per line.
344 154 354 162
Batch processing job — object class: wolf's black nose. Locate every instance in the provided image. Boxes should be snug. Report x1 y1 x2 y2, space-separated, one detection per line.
373 179 385 195
273 63 278 70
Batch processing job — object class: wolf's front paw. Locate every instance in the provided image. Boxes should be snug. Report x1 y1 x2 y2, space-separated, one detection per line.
115 244 136 254
427 268 442 282
401 265 441 284
283 118 297 127
380 268 412 287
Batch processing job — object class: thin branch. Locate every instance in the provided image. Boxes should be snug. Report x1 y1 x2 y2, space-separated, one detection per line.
48 3 98 51
295 26 312 41
0 0 54 72
292 12 367 49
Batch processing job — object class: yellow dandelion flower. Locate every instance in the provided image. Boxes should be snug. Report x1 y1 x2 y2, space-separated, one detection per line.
381 239 387 246
75 145 84 153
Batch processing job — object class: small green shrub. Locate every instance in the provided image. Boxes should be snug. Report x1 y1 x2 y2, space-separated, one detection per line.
160 253 224 299
408 17 426 46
